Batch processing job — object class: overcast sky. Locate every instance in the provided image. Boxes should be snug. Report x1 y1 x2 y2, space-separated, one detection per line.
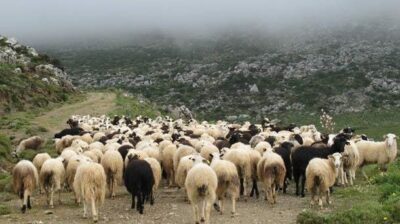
1 0 399 46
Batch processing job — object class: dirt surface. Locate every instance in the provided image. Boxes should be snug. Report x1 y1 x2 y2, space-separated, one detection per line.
32 92 116 138
1 182 308 224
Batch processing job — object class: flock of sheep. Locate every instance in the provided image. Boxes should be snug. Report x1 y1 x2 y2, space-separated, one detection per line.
11 115 398 223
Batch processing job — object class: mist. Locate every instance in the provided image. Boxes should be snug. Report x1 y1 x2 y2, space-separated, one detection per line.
1 0 400 47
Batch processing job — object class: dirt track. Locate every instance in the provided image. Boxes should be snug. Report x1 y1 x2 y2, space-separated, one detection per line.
32 92 116 137
2 181 307 224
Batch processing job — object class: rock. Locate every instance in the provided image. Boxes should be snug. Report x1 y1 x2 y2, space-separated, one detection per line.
249 84 259 93
44 210 53 215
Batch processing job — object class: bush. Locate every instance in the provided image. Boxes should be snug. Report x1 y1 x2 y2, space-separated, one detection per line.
0 204 11 215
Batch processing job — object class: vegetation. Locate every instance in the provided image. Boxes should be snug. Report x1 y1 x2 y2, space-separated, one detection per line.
109 91 163 118
297 160 400 224
0 63 73 113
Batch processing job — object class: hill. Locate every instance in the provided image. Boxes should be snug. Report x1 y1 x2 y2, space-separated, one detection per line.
46 23 400 121
0 36 75 114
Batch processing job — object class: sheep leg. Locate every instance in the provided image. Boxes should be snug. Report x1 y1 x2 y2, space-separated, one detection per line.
254 179 259 198
83 201 88 218
205 199 213 224
131 194 136 209
200 200 206 222
50 188 54 208
231 195 236 217
361 167 369 180
91 197 98 223
243 178 248 199
191 202 200 224
21 190 28 213
294 174 300 196
219 198 224 215
326 189 331 205
27 195 31 209
111 178 116 199
272 184 276 204
150 190 154 205
300 175 306 197
239 177 244 196
58 189 62 204
137 192 144 214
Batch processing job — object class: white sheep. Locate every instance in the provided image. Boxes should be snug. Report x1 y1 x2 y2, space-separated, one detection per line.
173 145 196 173
200 144 219 162
210 152 239 216
305 153 342 209
338 141 359 186
144 157 162 192
254 141 272 156
101 150 124 198
185 156 218 224
12 160 39 213
66 155 93 202
32 153 51 193
73 162 106 222
356 133 397 178
160 143 177 187
257 151 286 204
14 136 44 156
222 147 251 199
175 155 197 188
40 157 65 208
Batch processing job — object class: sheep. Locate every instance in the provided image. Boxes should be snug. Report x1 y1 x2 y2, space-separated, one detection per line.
90 148 104 163
247 149 262 198
222 147 251 199
12 160 39 213
71 139 90 152
209 152 239 216
101 150 124 198
54 127 83 139
144 157 162 191
291 135 349 197
83 150 99 163
60 148 79 166
13 136 44 156
124 157 155 214
185 156 218 224
117 144 133 161
73 162 106 222
173 145 196 173
175 155 197 188
338 141 360 186
80 133 93 144
142 145 162 162
257 151 286 204
273 142 294 193
356 133 397 179
254 141 272 156
124 149 149 167
89 141 105 153
160 143 177 187
32 153 51 173
40 157 65 208
200 144 219 162
65 154 92 201
305 153 343 209
32 153 51 193
55 135 75 154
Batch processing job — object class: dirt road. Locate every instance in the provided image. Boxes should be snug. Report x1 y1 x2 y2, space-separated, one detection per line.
32 92 116 137
2 182 307 224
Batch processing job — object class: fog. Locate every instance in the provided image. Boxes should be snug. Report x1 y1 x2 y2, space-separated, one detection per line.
1 0 400 47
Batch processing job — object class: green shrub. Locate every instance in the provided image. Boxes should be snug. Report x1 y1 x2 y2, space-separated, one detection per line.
0 204 11 215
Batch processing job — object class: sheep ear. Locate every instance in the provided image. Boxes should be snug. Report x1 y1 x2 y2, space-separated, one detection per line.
383 135 387 139
209 153 213 159
328 155 333 159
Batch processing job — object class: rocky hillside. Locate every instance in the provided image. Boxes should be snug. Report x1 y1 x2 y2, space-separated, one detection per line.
0 36 75 114
47 23 400 121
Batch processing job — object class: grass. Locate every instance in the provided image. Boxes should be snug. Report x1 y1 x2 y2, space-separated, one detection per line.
297 160 400 224
109 91 163 118
0 204 11 216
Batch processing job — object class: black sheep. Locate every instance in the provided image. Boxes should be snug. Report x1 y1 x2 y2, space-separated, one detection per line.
118 145 134 161
291 135 349 197
54 127 83 138
213 138 230 150
124 156 155 214
274 142 294 193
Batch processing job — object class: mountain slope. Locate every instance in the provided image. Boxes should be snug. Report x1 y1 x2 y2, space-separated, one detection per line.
46 23 400 121
0 36 75 114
